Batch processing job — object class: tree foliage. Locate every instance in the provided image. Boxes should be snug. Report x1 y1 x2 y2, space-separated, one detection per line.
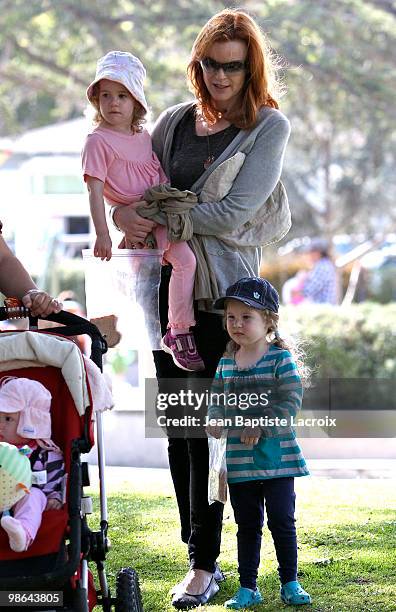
0 0 394 238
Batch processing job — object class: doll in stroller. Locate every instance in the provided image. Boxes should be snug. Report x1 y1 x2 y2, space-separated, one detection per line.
0 303 143 611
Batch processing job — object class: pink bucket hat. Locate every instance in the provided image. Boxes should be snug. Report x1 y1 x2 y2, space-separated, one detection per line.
86 50 148 113
0 377 56 449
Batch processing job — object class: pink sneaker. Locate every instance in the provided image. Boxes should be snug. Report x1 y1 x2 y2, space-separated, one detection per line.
161 330 205 372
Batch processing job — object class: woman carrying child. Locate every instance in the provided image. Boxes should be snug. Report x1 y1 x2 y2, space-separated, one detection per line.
111 9 291 607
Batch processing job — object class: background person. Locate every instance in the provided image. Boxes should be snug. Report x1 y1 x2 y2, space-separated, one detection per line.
281 270 307 305
302 238 338 304
111 9 291 608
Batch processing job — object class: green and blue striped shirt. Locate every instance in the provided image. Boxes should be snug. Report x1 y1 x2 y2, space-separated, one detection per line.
208 345 309 483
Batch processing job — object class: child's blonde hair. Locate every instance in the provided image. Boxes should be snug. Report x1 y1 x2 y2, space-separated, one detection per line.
224 304 310 382
90 81 146 134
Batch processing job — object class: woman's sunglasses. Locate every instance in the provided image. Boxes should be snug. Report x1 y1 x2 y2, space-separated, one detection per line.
200 57 247 74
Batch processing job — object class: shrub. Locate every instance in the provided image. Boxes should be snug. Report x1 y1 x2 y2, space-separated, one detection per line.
281 303 396 378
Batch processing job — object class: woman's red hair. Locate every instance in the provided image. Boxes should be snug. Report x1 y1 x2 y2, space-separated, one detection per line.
188 9 282 129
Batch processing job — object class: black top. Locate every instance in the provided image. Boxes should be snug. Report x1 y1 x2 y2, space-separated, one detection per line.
169 108 239 191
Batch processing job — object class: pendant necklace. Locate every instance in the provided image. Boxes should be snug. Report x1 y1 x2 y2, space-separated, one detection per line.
204 128 228 170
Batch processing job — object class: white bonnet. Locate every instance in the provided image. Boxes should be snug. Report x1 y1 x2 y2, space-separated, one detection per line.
0 377 53 444
86 50 148 113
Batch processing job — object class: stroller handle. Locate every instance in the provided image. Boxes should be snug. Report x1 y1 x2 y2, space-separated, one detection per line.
0 307 108 369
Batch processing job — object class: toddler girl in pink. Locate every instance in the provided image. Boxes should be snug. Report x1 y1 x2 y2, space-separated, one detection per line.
0 377 65 552
82 50 204 372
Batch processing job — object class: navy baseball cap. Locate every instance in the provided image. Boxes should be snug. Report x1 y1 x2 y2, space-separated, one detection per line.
214 277 279 313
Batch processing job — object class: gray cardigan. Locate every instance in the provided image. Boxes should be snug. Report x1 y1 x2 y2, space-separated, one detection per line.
151 101 291 310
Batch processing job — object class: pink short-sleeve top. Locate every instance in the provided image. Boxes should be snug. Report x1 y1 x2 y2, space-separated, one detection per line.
82 126 168 206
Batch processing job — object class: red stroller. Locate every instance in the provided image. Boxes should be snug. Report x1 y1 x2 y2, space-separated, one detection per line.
0 304 143 611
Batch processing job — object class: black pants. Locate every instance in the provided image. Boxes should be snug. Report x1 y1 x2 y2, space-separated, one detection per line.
153 266 228 572
229 478 297 590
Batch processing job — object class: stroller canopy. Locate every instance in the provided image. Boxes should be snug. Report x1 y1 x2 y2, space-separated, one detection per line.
0 331 113 415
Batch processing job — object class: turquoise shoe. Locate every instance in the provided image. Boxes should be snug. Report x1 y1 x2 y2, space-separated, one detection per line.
280 581 312 605
224 587 263 609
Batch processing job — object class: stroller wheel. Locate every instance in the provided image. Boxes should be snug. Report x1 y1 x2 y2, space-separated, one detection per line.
115 567 143 612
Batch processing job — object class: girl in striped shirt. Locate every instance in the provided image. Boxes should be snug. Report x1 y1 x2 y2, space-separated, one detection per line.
0 377 65 552
207 277 311 609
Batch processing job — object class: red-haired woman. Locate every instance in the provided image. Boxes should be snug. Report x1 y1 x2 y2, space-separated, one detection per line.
113 9 291 608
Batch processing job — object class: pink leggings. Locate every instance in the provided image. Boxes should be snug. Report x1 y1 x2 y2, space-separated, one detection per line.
12 487 47 544
154 225 196 330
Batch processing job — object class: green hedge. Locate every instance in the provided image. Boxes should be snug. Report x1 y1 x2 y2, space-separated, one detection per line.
32 262 396 381
281 303 396 378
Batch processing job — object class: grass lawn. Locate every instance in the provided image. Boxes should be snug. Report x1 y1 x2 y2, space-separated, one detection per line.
89 475 396 612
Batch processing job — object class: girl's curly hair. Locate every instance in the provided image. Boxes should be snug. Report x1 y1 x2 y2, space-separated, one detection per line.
224 307 311 383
